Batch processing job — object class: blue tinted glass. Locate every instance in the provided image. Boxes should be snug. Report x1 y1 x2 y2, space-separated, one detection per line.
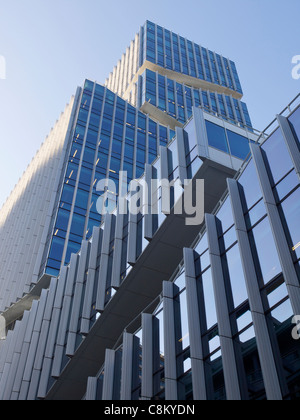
61 184 75 205
49 237 65 262
227 130 250 160
205 121 229 153
239 160 262 209
224 244 248 308
65 241 81 264
288 106 300 145
55 209 70 231
262 128 294 185
70 213 85 237
250 217 282 284
280 187 300 259
201 268 217 329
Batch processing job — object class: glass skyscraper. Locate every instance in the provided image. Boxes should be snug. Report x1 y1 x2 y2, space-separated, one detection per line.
0 20 299 402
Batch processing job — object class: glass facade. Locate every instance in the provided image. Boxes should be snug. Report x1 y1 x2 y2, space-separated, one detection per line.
139 68 252 129
85 104 300 401
141 21 243 96
44 80 172 276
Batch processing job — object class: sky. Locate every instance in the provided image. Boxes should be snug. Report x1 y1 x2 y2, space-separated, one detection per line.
0 0 299 208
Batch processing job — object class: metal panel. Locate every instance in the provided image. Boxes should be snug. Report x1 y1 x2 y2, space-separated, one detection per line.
96 214 114 312
206 213 248 400
250 143 300 315
141 313 159 400
163 281 184 400
184 247 211 400
227 178 286 400
175 127 188 183
276 114 300 179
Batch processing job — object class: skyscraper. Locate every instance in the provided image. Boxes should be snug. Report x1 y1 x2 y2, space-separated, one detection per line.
0 21 299 401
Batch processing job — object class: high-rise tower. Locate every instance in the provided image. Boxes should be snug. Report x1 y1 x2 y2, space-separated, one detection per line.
1 21 298 402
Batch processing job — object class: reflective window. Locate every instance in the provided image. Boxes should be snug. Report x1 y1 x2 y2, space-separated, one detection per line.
245 198 266 228
250 216 282 284
227 130 250 160
201 268 217 329
205 121 229 153
216 197 234 232
223 244 248 308
262 128 294 185
288 106 300 145
280 187 300 259
238 160 262 210
275 170 299 202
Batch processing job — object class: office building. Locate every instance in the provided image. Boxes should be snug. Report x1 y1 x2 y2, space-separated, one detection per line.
0 21 299 401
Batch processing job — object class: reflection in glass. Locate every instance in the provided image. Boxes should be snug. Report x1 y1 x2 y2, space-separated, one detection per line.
250 217 282 284
280 187 300 259
239 161 262 210
223 244 248 308
262 128 293 185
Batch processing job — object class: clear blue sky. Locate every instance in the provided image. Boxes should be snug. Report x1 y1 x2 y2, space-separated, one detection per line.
0 0 299 208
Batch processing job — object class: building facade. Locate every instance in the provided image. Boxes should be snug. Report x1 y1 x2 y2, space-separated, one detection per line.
0 20 299 401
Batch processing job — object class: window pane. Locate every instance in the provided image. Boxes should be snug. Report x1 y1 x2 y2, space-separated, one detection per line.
288 106 300 145
223 244 248 308
239 160 262 209
202 268 217 329
227 130 250 160
280 187 300 259
205 121 229 153
262 128 294 185
250 217 282 284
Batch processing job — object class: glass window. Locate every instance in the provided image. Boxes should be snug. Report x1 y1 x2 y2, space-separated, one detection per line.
275 170 299 202
55 209 69 232
238 160 262 210
205 121 229 154
280 187 300 259
49 236 65 262
223 244 248 308
262 128 294 185
201 268 217 329
227 130 250 160
250 217 282 284
288 106 300 145
245 199 266 228
216 197 234 233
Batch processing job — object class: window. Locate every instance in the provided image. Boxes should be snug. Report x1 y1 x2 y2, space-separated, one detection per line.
250 216 282 284
288 106 300 145
280 187 300 259
238 160 262 210
262 128 294 185
227 130 250 160
223 244 248 308
205 121 229 154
